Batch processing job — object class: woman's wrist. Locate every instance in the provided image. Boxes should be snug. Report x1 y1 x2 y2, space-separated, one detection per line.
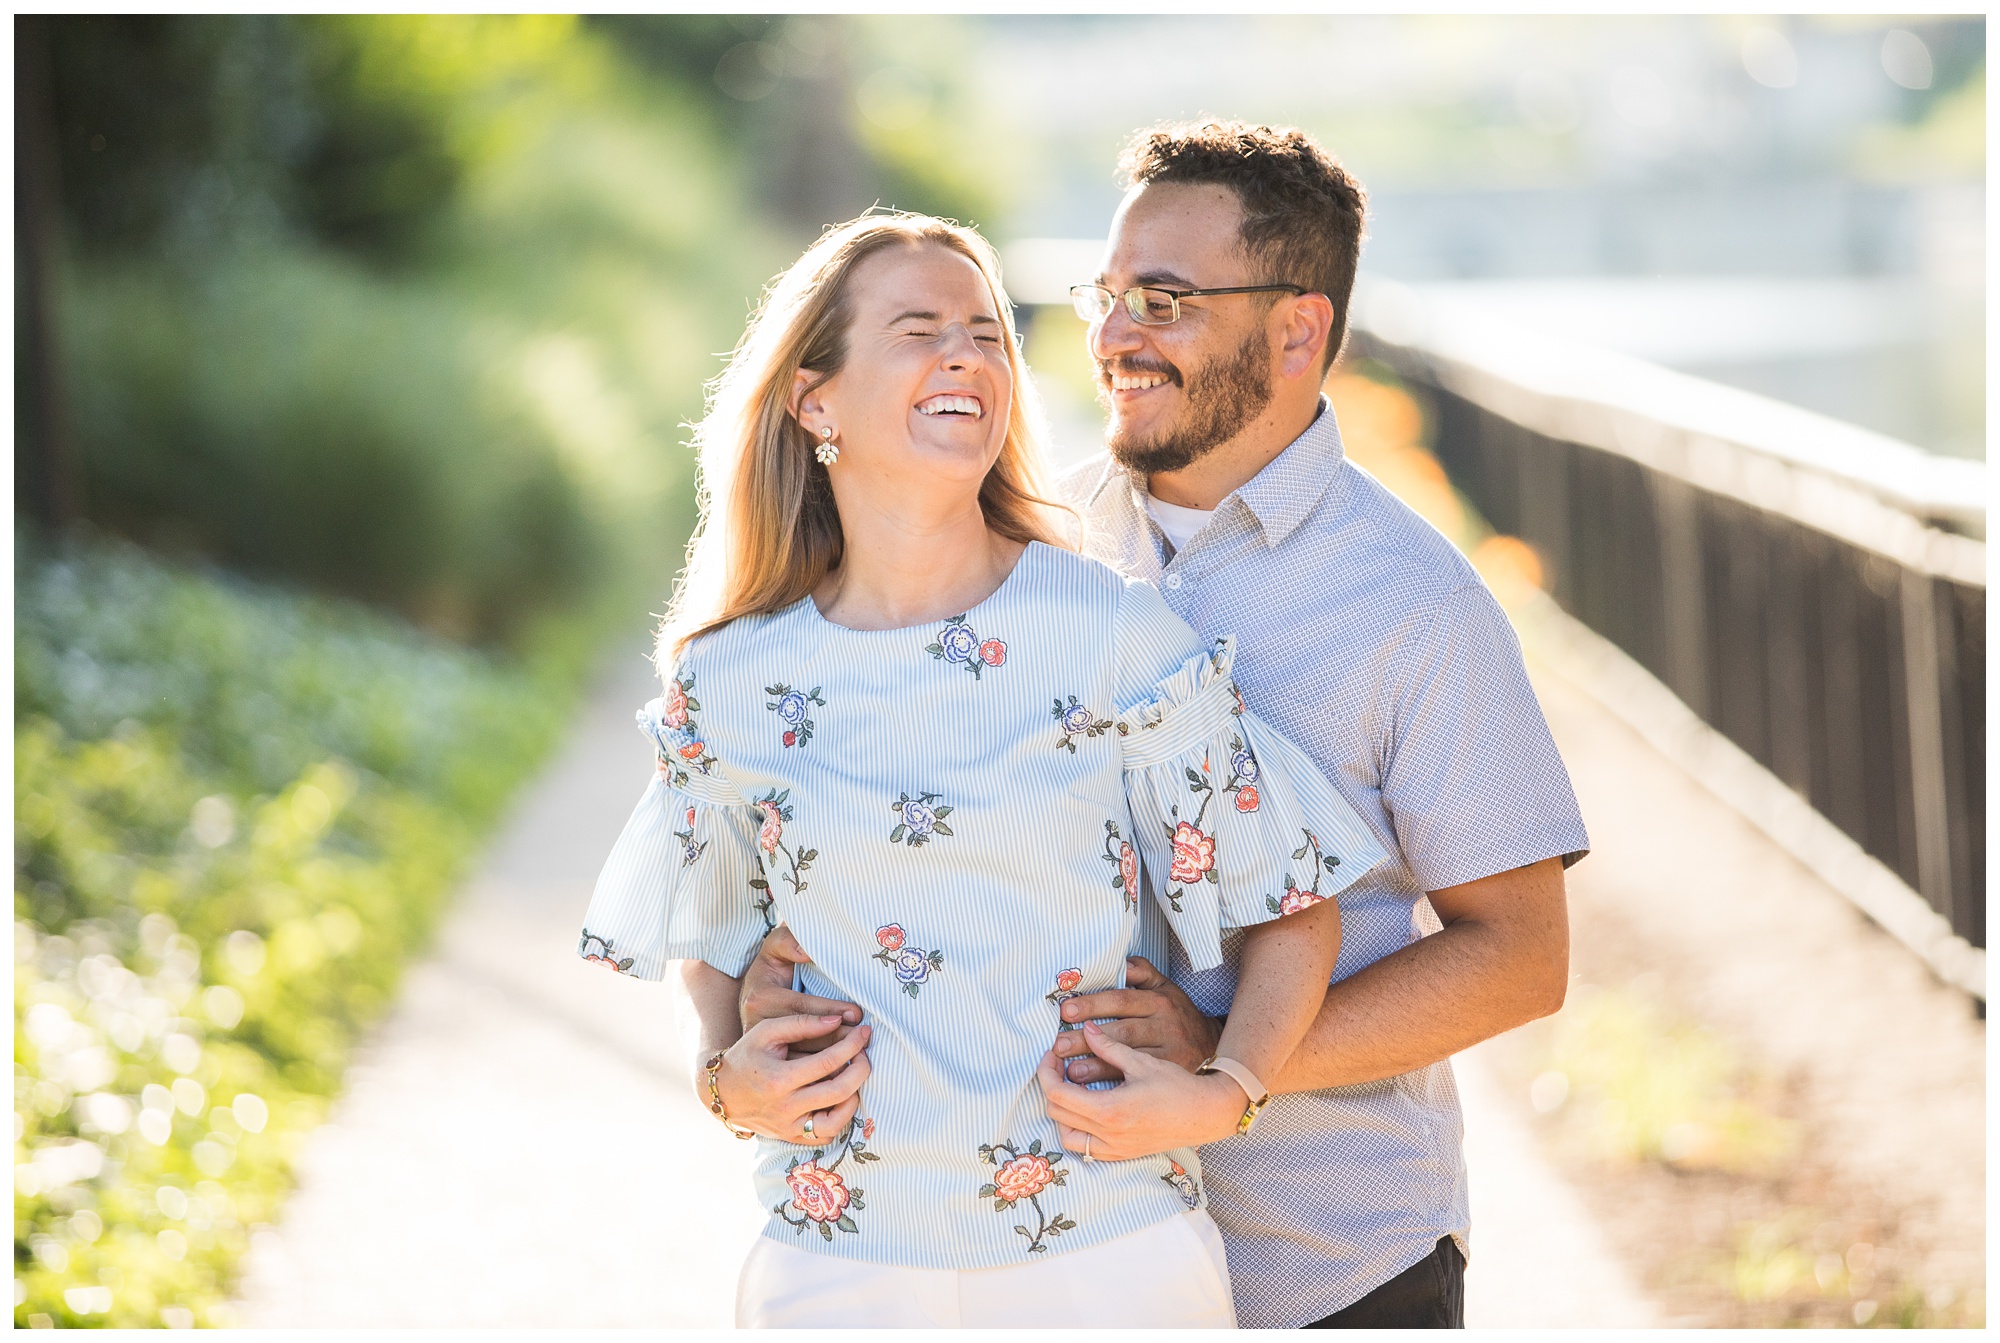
1190 1071 1253 1145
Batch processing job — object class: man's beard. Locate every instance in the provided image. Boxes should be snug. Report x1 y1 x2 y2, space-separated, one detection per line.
1099 328 1273 476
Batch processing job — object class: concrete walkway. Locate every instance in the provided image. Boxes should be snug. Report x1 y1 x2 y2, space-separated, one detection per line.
231 647 1659 1327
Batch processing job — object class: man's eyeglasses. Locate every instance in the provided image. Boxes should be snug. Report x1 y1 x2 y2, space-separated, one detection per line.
1069 283 1307 327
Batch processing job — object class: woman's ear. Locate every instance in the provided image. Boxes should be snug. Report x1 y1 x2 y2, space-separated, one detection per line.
790 368 830 433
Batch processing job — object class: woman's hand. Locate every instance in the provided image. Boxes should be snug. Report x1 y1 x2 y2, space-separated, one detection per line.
710 1013 872 1145
1034 1021 1247 1161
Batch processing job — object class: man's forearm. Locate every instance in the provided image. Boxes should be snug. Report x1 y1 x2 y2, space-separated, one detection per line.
675 960 746 1078
1270 858 1569 1094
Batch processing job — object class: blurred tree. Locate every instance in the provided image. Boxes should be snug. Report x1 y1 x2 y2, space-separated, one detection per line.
16 17 80 530
591 14 998 237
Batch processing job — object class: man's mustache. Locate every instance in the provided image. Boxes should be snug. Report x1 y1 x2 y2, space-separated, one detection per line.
1096 358 1184 389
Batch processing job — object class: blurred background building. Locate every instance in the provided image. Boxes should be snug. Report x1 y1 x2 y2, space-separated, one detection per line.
14 13 1983 1332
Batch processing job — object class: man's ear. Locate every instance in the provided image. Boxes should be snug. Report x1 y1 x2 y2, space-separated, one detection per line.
1275 293 1335 383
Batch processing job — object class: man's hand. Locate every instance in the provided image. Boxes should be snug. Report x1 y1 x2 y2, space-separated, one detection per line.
1049 955 1222 1084
739 924 862 1055
1037 1023 1243 1160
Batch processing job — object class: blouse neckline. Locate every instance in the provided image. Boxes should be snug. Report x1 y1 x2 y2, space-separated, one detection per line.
796 539 1046 636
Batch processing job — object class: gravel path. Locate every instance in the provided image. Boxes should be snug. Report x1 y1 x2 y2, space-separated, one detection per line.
230 647 1663 1327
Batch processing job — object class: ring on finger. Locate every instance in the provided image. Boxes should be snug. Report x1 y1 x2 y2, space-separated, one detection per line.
1083 1134 1094 1162
802 1113 817 1142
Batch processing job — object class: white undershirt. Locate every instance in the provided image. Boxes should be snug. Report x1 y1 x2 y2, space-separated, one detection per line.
1143 493 1216 555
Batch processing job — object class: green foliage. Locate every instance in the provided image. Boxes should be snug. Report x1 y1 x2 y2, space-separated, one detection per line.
13 530 581 1328
41 14 786 645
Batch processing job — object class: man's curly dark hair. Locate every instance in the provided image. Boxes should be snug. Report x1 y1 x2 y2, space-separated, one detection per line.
1118 121 1368 369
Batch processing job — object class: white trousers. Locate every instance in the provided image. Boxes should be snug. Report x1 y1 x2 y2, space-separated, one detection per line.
735 1208 1238 1328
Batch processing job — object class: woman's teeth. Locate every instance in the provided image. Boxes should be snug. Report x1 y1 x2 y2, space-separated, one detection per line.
917 394 983 417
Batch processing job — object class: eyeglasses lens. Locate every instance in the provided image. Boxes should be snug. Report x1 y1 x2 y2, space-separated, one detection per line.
1127 288 1179 325
1070 286 1114 323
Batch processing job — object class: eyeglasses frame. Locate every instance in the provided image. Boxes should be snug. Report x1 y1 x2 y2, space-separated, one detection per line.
1068 282 1309 327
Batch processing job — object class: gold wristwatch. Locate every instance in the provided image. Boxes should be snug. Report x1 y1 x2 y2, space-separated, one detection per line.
1196 1055 1272 1137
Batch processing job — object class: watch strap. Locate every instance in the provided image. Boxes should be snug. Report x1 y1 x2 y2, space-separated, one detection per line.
1196 1055 1272 1136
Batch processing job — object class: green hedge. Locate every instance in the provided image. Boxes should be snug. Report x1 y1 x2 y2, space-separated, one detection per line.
13 529 584 1327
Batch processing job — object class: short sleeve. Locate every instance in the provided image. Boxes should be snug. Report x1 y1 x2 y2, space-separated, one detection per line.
1114 583 1387 973
576 687 770 982
1382 585 1590 891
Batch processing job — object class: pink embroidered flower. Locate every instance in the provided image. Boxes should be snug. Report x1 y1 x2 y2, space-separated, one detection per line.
786 1161 851 1222
1234 785 1260 813
1169 821 1216 885
1279 888 1325 916
993 1152 1055 1202
1054 968 1082 993
783 730 797 747
862 1118 876 1140
1118 842 1138 894
678 738 706 762
1169 1160 1188 1178
756 802 784 854
978 639 1007 667
662 679 689 728
685 806 697 827
877 924 906 952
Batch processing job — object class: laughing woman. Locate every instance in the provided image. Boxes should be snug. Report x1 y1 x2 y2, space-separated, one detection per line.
576 213 1384 1328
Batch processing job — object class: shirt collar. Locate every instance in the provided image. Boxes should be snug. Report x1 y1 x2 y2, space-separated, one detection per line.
1110 395 1346 551
1231 395 1346 548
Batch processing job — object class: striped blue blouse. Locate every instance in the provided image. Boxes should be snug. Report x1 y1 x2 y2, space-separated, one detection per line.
577 542 1386 1270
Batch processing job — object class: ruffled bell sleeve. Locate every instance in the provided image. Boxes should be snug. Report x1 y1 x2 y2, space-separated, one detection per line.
576 669 774 981
1115 585 1386 973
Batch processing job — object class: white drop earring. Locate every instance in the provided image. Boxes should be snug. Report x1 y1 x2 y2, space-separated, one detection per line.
814 426 839 466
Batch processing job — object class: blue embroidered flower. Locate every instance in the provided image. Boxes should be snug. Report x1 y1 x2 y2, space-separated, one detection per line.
890 791 953 847
775 690 809 724
875 927 946 996
938 622 978 663
1051 695 1114 753
1231 748 1259 783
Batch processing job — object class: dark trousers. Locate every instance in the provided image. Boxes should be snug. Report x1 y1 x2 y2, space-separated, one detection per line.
1304 1237 1464 1329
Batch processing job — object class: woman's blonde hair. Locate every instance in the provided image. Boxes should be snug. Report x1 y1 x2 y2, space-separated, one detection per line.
657 212 1073 667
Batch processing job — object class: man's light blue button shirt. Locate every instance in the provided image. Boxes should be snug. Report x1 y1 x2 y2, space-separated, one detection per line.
1060 397 1589 1327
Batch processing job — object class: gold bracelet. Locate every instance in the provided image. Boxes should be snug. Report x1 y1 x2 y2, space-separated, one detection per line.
1196 1055 1273 1137
703 1050 755 1140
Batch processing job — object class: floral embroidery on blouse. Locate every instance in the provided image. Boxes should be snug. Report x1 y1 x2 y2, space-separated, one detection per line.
1268 828 1344 917
765 682 827 749
747 788 816 930
1224 734 1262 813
1161 1159 1201 1210
874 924 944 997
1101 819 1139 912
672 805 707 866
1044 967 1083 1013
926 615 1006 679
889 790 955 847
1051 695 1114 753
650 674 717 785
776 1121 881 1241
1160 759 1220 914
577 929 635 974
978 1139 1076 1255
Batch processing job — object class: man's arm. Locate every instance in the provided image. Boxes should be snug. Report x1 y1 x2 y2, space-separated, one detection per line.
1272 855 1567 1092
1053 856 1569 1090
